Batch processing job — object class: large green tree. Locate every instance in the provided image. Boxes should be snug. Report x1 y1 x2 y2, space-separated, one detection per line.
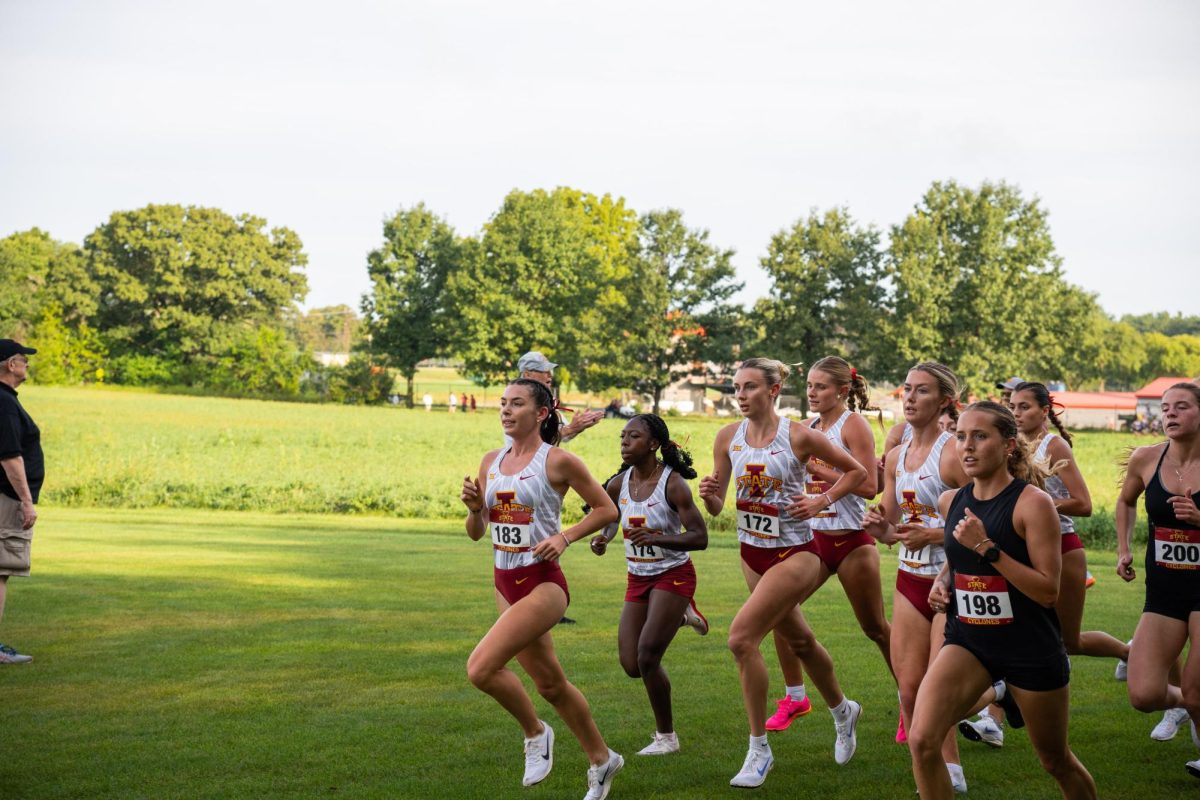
0 228 95 339
883 181 1091 394
754 208 885 411
627 209 742 413
84 204 308 362
446 187 641 390
361 204 460 407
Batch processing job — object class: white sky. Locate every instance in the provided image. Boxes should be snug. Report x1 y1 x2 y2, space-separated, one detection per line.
2 1 1197 316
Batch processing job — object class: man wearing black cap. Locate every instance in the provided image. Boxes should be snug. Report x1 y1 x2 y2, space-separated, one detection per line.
0 340 42 664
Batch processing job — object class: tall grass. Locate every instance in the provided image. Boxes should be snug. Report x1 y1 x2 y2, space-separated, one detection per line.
27 386 1149 543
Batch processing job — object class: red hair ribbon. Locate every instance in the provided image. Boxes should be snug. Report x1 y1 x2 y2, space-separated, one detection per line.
850 367 858 380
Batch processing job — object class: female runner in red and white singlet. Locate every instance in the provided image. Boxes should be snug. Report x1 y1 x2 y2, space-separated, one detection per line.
699 358 868 788
462 379 624 800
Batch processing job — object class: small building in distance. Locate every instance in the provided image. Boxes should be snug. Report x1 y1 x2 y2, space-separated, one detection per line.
1052 390 1137 431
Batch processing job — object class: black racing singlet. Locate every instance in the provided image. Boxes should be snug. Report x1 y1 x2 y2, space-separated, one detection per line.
943 479 1063 656
1142 444 1200 619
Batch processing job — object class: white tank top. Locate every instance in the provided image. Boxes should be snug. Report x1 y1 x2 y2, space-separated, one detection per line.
806 410 867 531
730 417 811 549
900 422 913 444
485 442 563 570
618 466 690 576
1034 433 1074 534
894 431 952 577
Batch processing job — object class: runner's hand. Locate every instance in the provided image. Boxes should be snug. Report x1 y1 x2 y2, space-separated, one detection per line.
1116 552 1136 582
590 535 609 556
1168 487 1199 526
698 474 720 499
461 476 483 512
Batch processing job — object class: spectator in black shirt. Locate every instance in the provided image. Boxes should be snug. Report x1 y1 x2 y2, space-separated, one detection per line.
0 339 42 664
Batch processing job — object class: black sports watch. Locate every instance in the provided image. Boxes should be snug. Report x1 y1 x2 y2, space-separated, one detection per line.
979 544 1001 564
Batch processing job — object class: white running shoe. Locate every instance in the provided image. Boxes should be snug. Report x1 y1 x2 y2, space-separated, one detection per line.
1188 758 1200 779
729 744 773 788
947 762 968 794
583 749 623 800
683 599 709 636
522 721 554 786
1115 639 1132 681
833 700 862 765
1150 708 1189 742
0 643 32 664
958 715 1004 748
637 731 679 755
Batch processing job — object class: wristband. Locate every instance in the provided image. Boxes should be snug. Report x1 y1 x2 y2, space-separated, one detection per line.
972 539 993 555
560 533 571 548
822 493 834 508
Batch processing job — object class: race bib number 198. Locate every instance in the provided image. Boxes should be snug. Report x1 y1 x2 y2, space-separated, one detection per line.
955 573 1014 625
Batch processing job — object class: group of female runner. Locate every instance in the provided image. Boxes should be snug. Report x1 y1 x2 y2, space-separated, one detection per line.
459 363 1200 798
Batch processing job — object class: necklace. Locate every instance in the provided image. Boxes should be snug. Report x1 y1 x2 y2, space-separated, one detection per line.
1167 455 1198 489
631 463 663 500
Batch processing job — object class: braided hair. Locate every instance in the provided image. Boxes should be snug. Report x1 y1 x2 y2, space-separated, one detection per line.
585 414 697 512
963 400 1046 489
511 378 561 446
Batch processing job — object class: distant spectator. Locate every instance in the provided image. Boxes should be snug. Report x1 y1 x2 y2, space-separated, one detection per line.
423 392 433 412
469 394 477 413
516 351 602 443
994 376 1025 406
449 393 458 413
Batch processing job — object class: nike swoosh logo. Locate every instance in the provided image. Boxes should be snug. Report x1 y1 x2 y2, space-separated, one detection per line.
647 501 660 507
672 580 686 586
757 761 769 776
770 449 785 455
519 475 534 480
542 742 550 760
834 540 847 547
776 548 794 560
918 475 931 481
515 577 529 585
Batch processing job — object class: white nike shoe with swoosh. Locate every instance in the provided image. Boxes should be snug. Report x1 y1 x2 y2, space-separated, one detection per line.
522 720 554 786
730 744 773 788
583 748 624 800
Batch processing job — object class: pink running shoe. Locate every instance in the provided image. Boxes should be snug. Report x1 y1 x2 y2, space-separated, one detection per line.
896 710 908 743
765 696 812 731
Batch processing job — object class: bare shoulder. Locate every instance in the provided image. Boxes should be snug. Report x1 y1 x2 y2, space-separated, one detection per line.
1018 482 1056 512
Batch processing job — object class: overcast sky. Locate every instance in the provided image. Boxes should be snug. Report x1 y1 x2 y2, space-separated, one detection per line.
2 1 1197 316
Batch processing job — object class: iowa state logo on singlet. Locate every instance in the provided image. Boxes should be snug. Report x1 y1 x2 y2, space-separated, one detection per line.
736 463 783 497
490 490 534 552
899 490 936 523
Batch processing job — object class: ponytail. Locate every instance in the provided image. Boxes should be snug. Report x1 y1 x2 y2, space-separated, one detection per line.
635 414 697 479
740 357 791 388
511 378 561 446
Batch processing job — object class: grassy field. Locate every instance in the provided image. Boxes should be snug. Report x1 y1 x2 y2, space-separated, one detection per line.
28 386 1147 544
0 508 1188 799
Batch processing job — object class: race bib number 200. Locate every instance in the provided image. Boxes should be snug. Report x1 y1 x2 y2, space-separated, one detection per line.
955 573 1014 625
1155 527 1200 570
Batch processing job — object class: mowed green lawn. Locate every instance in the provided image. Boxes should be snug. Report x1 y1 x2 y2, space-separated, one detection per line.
1 508 1190 799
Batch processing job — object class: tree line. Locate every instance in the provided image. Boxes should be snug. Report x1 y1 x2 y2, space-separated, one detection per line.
2 180 1197 408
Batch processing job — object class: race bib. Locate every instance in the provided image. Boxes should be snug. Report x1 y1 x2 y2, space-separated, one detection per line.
805 479 836 519
955 573 1014 625
1154 527 1200 571
737 499 780 540
490 504 533 552
899 544 932 569
624 536 664 563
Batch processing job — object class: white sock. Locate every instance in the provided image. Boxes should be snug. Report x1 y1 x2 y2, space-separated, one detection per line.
749 734 768 749
785 683 807 702
830 698 851 723
978 707 994 721
991 680 1006 703
947 763 965 782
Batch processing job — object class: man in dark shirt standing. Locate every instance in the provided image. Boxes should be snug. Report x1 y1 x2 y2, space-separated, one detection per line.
0 339 42 664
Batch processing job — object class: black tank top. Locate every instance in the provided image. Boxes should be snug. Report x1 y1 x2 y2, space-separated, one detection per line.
1146 444 1200 532
1144 443 1200 573
944 479 1062 655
